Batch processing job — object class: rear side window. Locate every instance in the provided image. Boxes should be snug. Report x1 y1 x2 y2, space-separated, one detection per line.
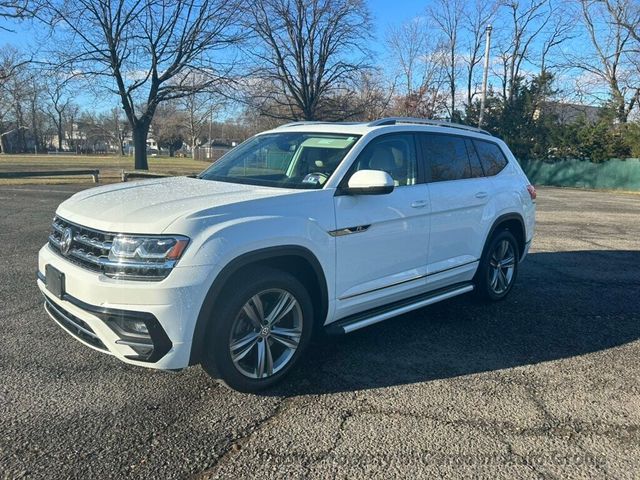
421 134 472 182
473 140 509 176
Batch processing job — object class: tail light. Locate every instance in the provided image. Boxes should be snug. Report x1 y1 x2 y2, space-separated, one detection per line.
526 185 537 201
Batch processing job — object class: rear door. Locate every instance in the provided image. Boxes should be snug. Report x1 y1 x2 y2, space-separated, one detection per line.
419 133 491 285
333 132 430 318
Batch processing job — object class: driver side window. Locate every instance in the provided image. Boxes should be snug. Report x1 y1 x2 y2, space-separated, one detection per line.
349 134 418 187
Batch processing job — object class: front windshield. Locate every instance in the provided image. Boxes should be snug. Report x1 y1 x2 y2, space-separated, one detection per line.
198 132 360 189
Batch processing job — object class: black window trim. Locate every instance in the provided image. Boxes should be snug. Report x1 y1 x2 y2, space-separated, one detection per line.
465 137 486 177
336 131 425 194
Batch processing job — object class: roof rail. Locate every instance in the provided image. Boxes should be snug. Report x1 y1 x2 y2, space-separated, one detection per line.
277 120 369 129
368 117 491 135
278 121 324 128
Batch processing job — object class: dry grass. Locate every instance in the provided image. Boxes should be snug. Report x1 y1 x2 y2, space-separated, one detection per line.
0 154 211 185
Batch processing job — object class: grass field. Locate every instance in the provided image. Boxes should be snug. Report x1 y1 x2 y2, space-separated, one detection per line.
0 154 212 185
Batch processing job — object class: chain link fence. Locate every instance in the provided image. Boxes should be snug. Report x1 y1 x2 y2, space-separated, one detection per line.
193 147 232 162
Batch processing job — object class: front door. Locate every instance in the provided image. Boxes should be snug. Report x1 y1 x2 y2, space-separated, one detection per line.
333 133 430 319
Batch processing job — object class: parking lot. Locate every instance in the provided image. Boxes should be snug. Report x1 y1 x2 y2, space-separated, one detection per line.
0 184 638 479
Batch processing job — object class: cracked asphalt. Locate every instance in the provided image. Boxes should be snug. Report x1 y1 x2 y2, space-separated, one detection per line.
0 184 638 479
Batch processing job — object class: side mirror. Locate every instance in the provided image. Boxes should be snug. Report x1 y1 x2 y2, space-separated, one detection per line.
346 169 394 195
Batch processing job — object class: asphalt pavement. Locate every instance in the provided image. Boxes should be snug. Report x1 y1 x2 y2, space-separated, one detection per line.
0 184 638 479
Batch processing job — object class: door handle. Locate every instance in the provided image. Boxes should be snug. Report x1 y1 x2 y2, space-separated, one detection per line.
410 200 427 208
475 192 488 199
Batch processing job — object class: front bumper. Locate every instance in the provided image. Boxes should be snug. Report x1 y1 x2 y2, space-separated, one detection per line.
37 244 213 370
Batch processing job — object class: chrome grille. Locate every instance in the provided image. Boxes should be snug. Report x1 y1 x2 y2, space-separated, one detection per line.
49 216 115 272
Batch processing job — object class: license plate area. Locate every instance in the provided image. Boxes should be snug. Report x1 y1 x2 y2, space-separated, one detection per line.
45 265 65 299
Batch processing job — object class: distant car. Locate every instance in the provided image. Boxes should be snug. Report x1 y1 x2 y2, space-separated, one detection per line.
38 117 536 392
147 148 159 157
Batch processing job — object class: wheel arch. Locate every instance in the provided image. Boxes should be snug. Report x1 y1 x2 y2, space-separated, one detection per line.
483 213 526 259
189 245 328 365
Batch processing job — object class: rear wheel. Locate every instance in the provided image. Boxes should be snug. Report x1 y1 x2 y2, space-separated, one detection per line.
474 230 519 302
201 267 313 393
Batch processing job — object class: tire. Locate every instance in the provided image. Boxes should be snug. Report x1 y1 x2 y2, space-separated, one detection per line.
201 267 313 393
474 229 520 302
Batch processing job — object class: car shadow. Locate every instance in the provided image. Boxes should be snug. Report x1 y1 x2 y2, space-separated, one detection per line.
268 250 640 396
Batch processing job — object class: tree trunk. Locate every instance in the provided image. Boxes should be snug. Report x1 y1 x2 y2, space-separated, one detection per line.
450 43 456 117
15 101 26 152
132 123 150 170
467 68 473 109
611 86 628 123
617 105 627 123
17 128 26 153
57 112 63 151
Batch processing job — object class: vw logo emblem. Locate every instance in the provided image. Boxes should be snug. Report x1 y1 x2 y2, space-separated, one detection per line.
60 227 73 256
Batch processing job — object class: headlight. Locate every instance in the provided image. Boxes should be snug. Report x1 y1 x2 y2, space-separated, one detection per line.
105 235 189 280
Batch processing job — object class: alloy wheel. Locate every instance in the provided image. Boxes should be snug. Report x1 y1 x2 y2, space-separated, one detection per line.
228 288 303 379
488 239 516 295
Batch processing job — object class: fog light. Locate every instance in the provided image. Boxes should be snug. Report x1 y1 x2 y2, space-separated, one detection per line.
127 319 149 335
109 316 149 337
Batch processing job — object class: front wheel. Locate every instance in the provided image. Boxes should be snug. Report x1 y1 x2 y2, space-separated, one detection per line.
201 267 313 393
474 230 519 302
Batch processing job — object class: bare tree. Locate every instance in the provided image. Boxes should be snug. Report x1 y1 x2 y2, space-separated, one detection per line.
496 0 551 103
44 75 74 151
0 1 31 26
87 107 129 155
180 92 218 158
461 0 497 109
603 0 640 46
429 0 464 118
570 0 639 122
38 0 243 169
244 0 372 121
110 107 128 156
0 47 30 152
151 101 185 157
350 71 394 121
62 103 80 151
539 2 575 73
386 18 449 118
0 48 18 150
386 18 426 99
25 72 46 152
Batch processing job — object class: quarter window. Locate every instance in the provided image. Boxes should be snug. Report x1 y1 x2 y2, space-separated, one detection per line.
473 139 509 176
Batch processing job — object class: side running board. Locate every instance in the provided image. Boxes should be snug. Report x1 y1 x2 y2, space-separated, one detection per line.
326 283 474 335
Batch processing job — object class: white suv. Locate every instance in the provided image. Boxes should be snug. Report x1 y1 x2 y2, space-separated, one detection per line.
37 118 536 392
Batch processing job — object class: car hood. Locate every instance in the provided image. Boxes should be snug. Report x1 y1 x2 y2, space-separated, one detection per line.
57 176 298 233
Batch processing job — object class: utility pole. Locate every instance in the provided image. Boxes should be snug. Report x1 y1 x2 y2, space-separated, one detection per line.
478 24 492 128
208 104 213 160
